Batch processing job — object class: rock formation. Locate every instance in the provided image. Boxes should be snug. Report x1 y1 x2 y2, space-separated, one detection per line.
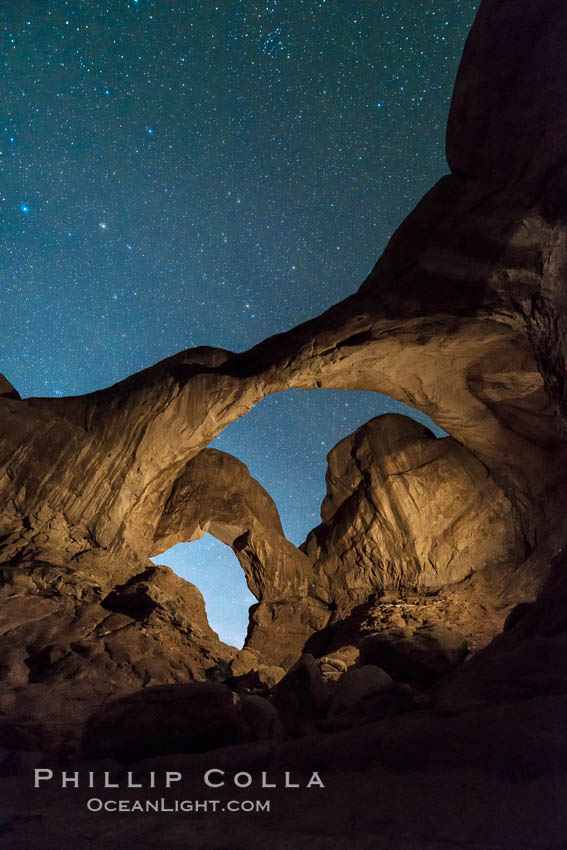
2 0 567 681
302 413 529 602
152 448 326 667
2 0 567 846
0 559 233 752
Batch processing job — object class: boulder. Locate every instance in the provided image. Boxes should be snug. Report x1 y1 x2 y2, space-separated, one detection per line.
83 682 250 762
320 665 413 731
318 645 360 674
328 665 394 717
238 694 284 743
359 625 468 687
230 647 264 677
270 654 330 736
229 664 286 694
302 415 528 609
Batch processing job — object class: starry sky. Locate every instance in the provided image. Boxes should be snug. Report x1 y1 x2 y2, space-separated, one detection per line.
3 0 479 646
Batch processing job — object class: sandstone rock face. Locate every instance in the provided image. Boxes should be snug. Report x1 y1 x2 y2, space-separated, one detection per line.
302 413 528 612
433 546 567 714
152 448 312 605
0 0 566 789
0 373 20 400
0 561 233 752
151 448 323 666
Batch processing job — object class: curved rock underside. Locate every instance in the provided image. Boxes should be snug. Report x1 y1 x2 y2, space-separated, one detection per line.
2 1 567 846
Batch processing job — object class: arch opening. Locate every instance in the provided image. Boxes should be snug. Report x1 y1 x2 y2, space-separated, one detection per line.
151 389 446 652
151 534 256 649
211 388 445 544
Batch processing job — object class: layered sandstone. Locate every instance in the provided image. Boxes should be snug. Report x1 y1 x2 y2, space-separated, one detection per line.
303 414 529 606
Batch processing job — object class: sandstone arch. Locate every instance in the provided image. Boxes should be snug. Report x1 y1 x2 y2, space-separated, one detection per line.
1 0 567 748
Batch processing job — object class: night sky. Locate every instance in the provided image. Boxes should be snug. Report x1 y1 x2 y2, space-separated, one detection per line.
4 0 479 646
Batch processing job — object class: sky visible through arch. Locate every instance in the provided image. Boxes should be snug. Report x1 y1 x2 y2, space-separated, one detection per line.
4 0 479 646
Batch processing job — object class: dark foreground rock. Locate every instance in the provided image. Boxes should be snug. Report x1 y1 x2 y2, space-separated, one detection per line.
358 625 469 687
84 683 249 761
270 654 330 737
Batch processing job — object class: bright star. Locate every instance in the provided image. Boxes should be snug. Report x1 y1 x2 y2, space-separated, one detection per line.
20 204 29 213
99 222 108 230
